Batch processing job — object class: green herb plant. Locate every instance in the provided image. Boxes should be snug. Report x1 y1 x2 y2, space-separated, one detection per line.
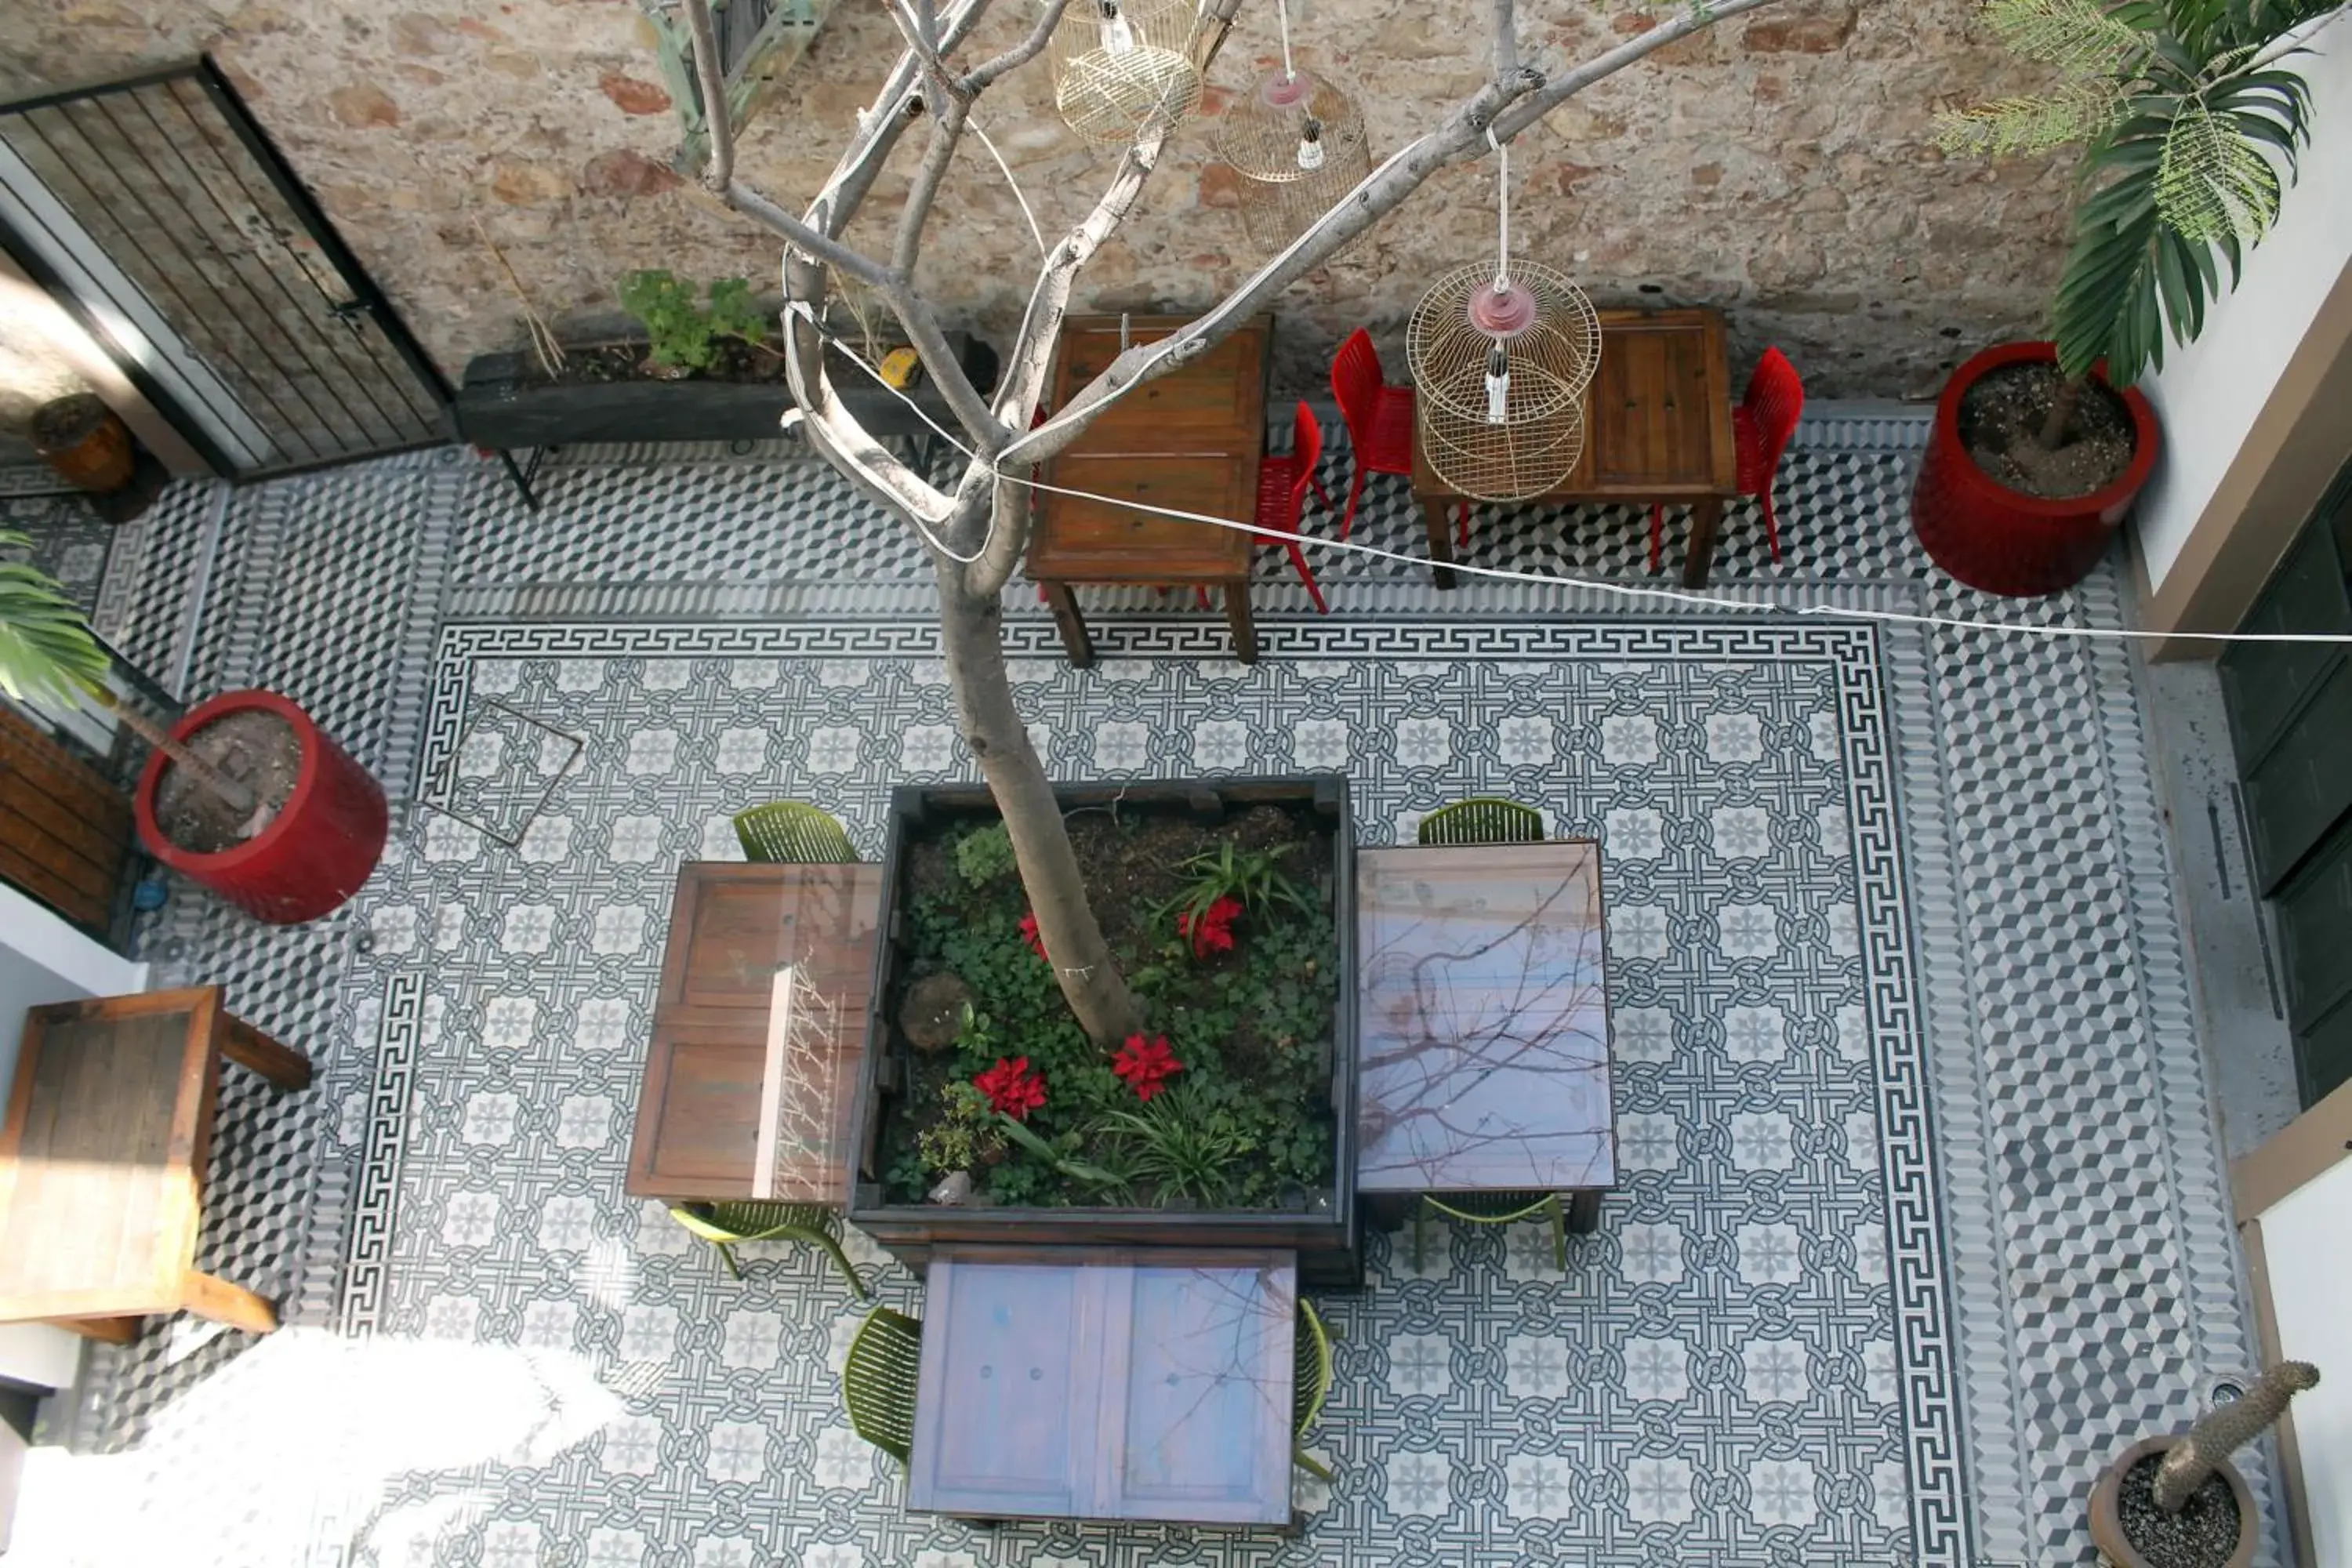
916 1081 1006 1176
615 270 769 372
953 822 1018 887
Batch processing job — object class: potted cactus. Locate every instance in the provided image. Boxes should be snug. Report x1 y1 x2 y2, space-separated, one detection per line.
0 532 387 925
2089 1360 2320 1568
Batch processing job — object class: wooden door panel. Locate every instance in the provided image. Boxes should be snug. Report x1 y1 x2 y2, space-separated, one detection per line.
2274 825 2352 1030
2220 523 2350 772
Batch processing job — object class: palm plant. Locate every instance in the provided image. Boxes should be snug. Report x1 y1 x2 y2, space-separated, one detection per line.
0 531 253 813
1940 0 2342 402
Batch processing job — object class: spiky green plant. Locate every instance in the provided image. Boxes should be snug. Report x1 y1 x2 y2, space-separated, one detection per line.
1936 0 2344 383
0 532 111 710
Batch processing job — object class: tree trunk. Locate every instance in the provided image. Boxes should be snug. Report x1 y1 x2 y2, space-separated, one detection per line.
935 569 1144 1045
93 688 256 815
2036 374 2082 452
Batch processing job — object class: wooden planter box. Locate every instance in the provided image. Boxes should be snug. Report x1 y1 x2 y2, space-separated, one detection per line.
848 775 1363 1287
452 332 998 450
0 702 132 938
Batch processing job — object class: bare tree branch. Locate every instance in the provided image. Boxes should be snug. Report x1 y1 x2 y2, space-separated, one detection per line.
1004 0 1785 470
1490 0 1783 140
1490 0 1519 82
892 94 971 277
963 0 1073 95
720 179 900 291
782 254 954 528
682 0 734 191
938 0 996 55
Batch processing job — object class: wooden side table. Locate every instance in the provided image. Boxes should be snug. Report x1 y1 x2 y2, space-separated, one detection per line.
0 987 312 1341
1411 307 1739 588
1028 315 1272 666
625 861 881 1204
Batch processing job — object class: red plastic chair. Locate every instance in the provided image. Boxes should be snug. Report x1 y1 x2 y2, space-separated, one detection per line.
1332 329 1446 545
1649 346 1806 572
1204 402 1333 612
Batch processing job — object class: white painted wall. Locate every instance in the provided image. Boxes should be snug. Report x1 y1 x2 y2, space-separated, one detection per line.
0 882 149 1392
2261 1157 2352 1567
2136 9 2352 589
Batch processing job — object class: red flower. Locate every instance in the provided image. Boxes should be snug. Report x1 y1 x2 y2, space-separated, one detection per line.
1176 895 1243 957
974 1056 1047 1120
1112 1033 1184 1102
1018 911 1046 960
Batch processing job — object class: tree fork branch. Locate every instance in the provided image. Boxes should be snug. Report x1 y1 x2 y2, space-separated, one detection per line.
962 0 1073 94
681 0 734 191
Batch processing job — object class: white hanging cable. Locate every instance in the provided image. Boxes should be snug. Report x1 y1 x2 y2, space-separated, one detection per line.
1489 125 1510 295
789 308 2352 648
1276 0 1296 81
970 114 1048 261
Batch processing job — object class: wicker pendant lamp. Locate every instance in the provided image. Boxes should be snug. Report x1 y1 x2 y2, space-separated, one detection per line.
1211 0 1370 257
1047 0 1205 147
1406 136 1600 502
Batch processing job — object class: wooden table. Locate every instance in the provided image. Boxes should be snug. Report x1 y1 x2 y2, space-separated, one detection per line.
1411 307 1737 589
0 987 312 1341
909 1246 1297 1524
1355 843 1616 1231
625 862 880 1203
1028 315 1272 666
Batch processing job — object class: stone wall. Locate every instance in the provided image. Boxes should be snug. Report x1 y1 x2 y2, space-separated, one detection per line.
0 0 2076 400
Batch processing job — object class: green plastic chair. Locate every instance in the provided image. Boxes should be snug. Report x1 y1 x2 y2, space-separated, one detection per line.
1414 1190 1570 1273
1417 797 1544 847
666 1201 868 1298
842 1305 924 1466
732 801 858 863
1293 1297 1336 1481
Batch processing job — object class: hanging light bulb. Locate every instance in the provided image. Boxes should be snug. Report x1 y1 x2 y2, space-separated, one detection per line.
1097 0 1136 55
1294 114 1325 171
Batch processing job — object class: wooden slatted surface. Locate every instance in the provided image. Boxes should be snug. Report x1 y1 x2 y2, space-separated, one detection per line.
0 705 132 934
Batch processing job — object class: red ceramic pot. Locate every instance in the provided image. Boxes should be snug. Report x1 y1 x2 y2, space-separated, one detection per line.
135 688 388 924
1911 340 2161 597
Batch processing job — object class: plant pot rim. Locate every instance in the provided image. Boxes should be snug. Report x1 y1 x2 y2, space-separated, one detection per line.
2088 1433 2259 1568
134 688 327 873
1936 339 2161 518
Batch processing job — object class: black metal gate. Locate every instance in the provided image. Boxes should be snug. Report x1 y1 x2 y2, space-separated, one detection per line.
0 57 451 480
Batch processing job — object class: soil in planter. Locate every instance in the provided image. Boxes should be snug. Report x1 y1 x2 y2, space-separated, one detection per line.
884 802 1338 1210
1958 361 2136 499
527 339 789 388
152 708 300 854
2113 1453 2241 1568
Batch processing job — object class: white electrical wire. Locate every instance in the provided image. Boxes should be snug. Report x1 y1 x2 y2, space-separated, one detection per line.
1488 126 1509 294
1276 0 1296 81
970 114 1048 261
789 310 2352 648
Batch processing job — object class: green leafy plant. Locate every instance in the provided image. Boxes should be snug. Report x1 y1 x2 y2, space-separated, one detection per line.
1101 1085 1250 1207
1937 0 2343 384
1163 841 1312 935
615 269 769 371
0 532 111 710
953 822 1018 887
996 1113 1129 1196
916 1081 1006 1174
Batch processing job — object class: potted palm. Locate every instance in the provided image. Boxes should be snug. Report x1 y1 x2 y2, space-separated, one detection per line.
1915 0 2341 596
0 533 387 925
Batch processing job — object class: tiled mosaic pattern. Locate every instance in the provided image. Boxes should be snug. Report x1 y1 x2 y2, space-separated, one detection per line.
27 412 2261 1568
327 618 1956 1568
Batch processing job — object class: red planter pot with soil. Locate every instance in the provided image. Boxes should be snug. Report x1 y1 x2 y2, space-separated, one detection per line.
134 688 388 925
1911 339 2161 598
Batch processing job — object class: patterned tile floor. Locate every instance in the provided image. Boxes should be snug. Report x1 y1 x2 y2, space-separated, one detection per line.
1 413 2268 1568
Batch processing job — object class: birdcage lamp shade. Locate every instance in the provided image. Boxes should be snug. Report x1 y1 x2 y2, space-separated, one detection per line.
1406 258 1602 502
1047 0 1205 147
1215 67 1374 258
